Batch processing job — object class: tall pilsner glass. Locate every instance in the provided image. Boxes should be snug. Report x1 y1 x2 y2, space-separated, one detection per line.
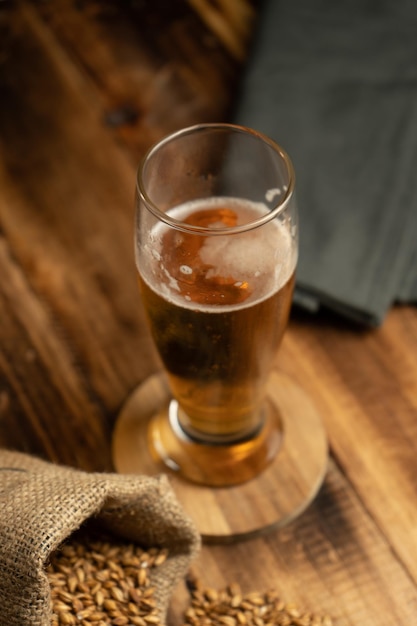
135 124 298 487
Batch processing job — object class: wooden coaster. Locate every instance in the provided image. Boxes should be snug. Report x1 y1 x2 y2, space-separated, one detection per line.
112 371 328 542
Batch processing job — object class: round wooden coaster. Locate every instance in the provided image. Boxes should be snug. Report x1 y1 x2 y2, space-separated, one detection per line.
112 371 328 542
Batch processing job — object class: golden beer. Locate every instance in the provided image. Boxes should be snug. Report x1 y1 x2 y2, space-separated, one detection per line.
138 197 296 443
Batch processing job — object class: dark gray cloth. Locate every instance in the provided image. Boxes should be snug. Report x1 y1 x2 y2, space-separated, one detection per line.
234 0 417 326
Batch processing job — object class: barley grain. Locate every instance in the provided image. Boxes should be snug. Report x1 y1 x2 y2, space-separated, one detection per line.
47 532 165 626
184 576 333 626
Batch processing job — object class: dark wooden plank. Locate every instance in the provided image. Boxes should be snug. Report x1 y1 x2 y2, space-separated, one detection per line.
0 233 111 469
0 2 158 413
0 2 164 469
33 0 249 159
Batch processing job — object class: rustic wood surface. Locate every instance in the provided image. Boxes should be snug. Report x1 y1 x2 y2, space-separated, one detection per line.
1 2 417 625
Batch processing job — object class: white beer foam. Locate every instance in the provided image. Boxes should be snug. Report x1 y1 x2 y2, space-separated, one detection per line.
199 226 287 286
145 197 296 311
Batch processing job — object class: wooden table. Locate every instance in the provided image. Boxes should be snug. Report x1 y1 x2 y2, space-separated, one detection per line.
1 2 417 624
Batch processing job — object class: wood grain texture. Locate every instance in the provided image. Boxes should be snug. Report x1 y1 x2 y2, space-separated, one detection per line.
281 309 417 586
1 2 417 624
177 462 417 626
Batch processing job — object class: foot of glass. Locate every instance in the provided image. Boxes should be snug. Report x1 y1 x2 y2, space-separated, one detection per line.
112 371 328 542
148 397 282 487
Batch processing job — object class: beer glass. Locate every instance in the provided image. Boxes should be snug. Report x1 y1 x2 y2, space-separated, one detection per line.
135 124 298 487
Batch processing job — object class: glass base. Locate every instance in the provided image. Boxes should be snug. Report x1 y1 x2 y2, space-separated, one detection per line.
112 371 328 542
148 398 282 487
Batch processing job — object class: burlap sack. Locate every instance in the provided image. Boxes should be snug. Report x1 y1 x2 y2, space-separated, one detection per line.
0 449 201 626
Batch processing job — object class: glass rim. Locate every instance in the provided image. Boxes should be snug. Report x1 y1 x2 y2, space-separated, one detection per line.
136 123 296 236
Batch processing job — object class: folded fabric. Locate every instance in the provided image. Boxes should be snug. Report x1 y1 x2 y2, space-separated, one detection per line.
234 0 417 326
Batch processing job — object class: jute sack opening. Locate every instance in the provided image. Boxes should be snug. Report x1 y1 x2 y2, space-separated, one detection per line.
0 450 201 626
